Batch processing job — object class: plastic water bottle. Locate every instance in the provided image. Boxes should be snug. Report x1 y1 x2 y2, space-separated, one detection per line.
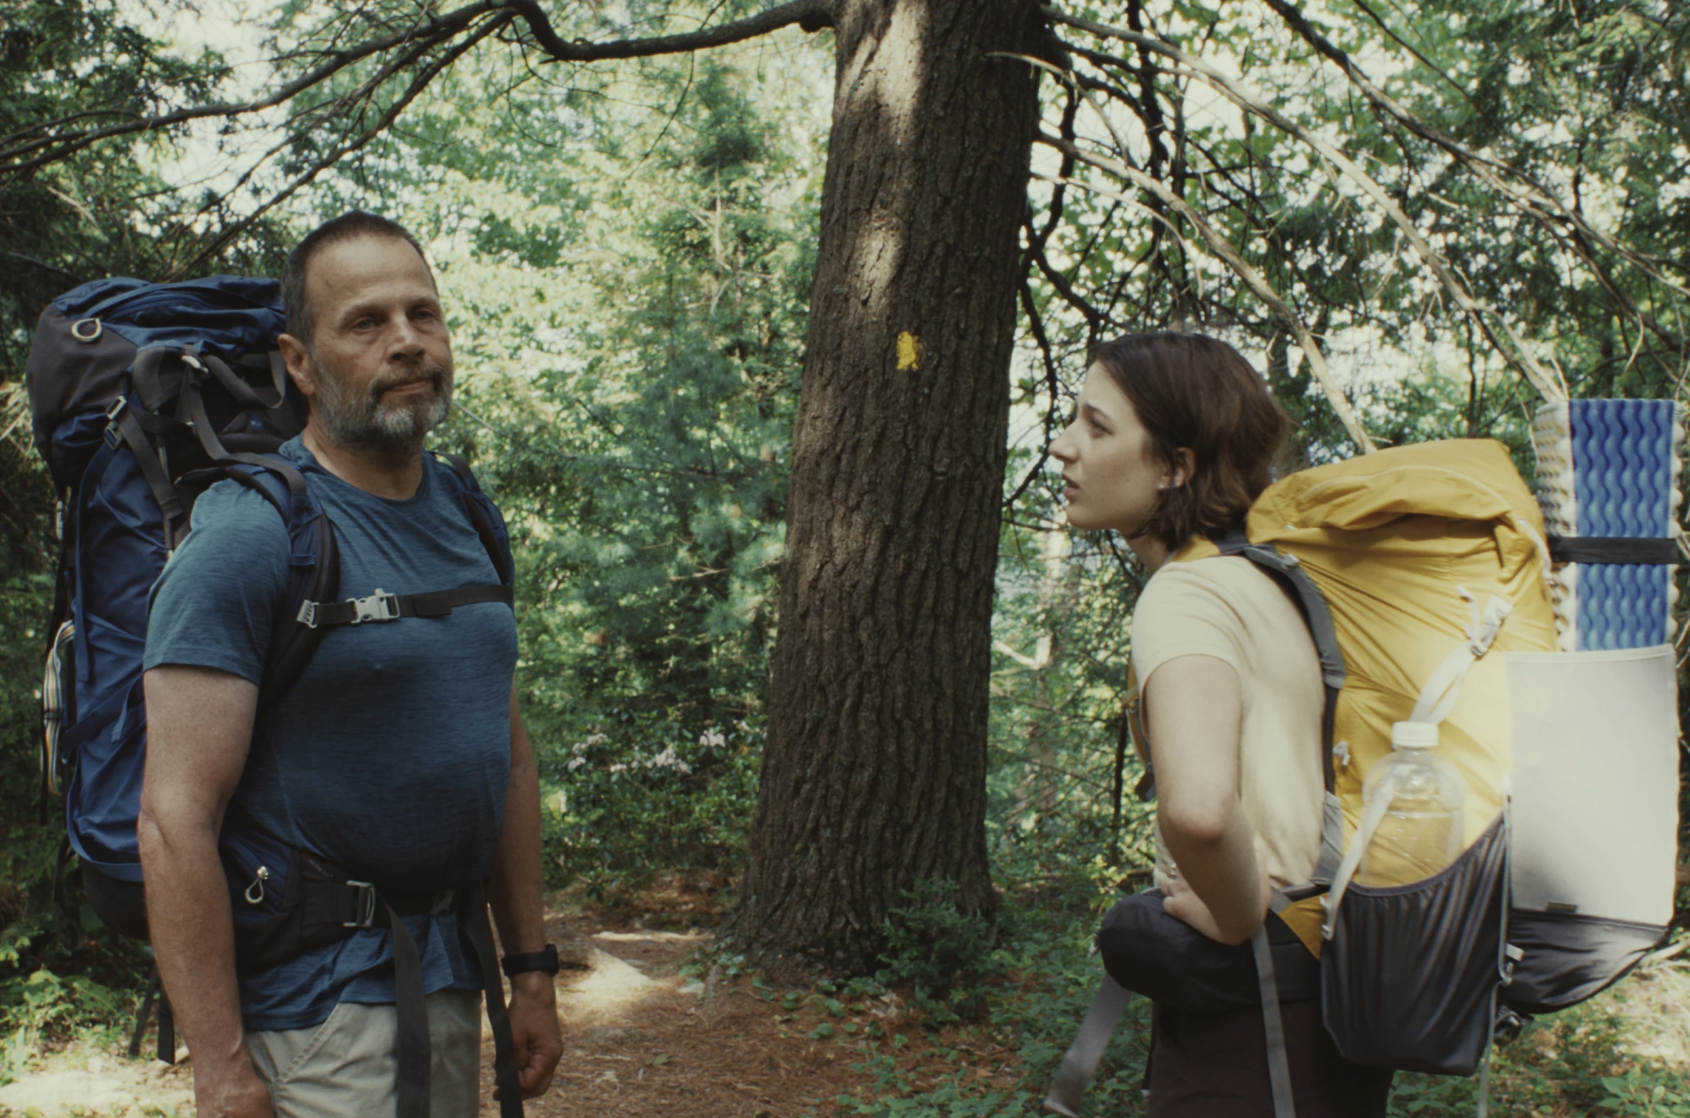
1356 721 1466 886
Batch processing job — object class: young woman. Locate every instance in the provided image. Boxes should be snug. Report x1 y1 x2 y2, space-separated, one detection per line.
1049 333 1391 1116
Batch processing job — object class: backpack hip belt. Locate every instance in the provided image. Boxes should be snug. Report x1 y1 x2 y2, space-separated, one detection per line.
232 857 523 1118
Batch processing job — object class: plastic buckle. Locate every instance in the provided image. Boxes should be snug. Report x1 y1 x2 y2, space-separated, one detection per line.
344 881 376 928
296 600 319 629
349 590 400 625
102 397 127 449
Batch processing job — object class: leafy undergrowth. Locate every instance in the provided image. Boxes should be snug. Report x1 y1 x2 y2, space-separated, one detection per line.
823 888 1690 1118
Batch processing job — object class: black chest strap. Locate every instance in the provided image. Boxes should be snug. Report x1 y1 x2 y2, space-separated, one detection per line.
294 583 513 629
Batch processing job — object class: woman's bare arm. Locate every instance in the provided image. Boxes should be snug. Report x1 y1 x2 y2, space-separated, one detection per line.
1143 653 1270 945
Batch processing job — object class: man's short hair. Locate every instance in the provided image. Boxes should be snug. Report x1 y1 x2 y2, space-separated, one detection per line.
281 212 432 346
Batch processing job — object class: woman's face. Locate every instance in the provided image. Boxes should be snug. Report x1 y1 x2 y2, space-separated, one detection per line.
1050 364 1179 536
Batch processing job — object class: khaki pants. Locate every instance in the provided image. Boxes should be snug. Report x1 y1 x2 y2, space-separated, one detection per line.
246 990 482 1118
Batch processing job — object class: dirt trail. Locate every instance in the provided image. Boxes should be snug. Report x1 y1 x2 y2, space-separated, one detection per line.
0 902 878 1118
482 908 872 1117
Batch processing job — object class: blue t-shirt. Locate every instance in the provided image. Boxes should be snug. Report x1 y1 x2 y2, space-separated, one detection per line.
144 437 519 1030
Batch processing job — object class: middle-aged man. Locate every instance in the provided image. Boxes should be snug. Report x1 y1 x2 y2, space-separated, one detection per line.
138 211 562 1117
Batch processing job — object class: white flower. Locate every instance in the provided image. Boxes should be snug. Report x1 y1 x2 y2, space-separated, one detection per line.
651 747 693 774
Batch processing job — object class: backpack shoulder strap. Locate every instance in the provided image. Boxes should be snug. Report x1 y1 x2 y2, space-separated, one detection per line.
197 455 340 710
1214 530 1348 885
430 450 515 586
1213 529 1346 794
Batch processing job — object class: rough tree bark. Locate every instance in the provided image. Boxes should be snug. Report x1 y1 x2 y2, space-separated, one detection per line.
739 0 1043 975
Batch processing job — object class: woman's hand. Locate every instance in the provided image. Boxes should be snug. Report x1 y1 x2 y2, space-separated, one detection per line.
1161 841 1272 945
1161 866 1228 941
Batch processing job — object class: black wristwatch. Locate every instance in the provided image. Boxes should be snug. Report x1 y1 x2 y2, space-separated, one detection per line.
500 943 560 978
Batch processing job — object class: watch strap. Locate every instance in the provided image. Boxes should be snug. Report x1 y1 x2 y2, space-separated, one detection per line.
500 943 560 978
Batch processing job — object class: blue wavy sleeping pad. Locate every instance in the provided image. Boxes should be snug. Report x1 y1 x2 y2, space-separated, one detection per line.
1533 399 1683 650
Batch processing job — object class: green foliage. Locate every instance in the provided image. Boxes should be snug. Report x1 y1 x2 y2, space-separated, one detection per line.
0 576 58 931
876 881 1005 1023
1603 1068 1690 1118
539 715 761 897
0 969 127 1046
1384 996 1679 1117
841 905 1150 1117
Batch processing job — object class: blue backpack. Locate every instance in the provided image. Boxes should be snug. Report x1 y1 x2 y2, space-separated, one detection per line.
25 275 513 942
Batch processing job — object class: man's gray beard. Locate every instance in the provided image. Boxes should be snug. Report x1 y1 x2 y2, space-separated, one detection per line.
312 357 453 454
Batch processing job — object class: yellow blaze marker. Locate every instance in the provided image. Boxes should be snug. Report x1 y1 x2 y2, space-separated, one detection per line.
896 331 924 371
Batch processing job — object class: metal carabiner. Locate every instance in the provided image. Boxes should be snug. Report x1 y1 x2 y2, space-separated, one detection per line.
244 865 270 905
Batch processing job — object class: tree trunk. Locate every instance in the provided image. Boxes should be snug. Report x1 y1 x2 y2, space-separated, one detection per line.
738 0 1042 975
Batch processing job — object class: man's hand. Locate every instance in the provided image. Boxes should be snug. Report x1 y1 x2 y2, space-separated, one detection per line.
504 973 563 1098
190 1054 275 1118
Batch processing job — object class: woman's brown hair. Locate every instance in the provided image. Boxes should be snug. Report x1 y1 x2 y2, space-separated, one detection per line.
1089 332 1286 553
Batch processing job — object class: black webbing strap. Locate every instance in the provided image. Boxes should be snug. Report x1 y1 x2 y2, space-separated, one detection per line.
315 881 522 1118
385 900 431 1118
297 584 514 629
131 348 184 415
128 966 160 1060
434 452 515 586
110 402 188 543
124 964 175 1064
202 352 285 412
1215 532 1347 793
460 886 524 1118
157 992 176 1064
1547 535 1679 565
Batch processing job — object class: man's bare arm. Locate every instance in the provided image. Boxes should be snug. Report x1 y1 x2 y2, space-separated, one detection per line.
137 665 272 1118
487 681 562 1097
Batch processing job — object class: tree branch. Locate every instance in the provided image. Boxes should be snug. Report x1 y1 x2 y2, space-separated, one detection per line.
3 0 834 188
1005 273 1067 512
1046 16 1568 401
0 2 504 180
508 0 833 62
1255 0 1688 352
1032 145 1377 454
166 18 506 279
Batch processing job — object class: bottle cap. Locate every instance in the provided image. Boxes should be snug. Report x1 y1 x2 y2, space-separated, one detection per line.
1391 721 1439 749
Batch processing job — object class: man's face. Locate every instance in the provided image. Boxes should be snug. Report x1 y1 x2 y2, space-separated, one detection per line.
283 234 454 452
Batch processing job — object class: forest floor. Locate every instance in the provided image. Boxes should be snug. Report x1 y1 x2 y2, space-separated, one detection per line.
1 877 1688 1117
0 876 922 1118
